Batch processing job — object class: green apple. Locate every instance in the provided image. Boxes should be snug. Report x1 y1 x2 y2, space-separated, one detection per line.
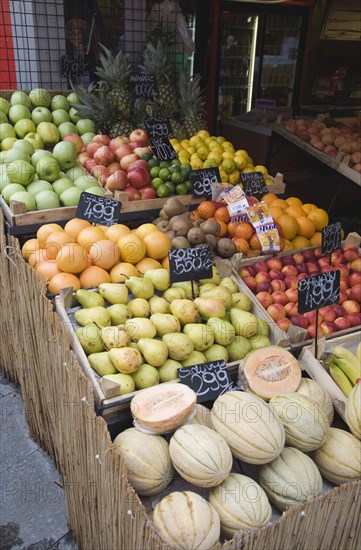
35 189 60 210
5 148 31 164
24 132 44 150
0 97 10 115
60 186 82 206
10 91 31 109
1 138 17 151
86 185 104 196
27 179 53 196
14 119 36 138
66 165 86 181
53 141 77 170
74 174 99 190
8 105 31 124
0 123 16 142
53 177 74 196
2 183 26 203
76 118 95 135
0 112 8 123
50 95 70 112
13 139 35 156
67 92 81 105
7 159 35 186
59 171 67 177
0 165 11 189
80 132 95 145
31 149 53 168
29 88 51 108
36 156 61 182
31 106 52 125
68 107 81 124
36 122 60 146
52 109 70 126
58 122 78 139
9 191 36 211
0 151 8 166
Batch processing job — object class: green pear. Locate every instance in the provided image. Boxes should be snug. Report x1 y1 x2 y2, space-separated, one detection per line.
76 323 104 354
131 364 160 389
194 297 226 320
204 344 229 363
107 304 131 325
226 336 252 362
101 373 135 395
163 287 186 303
88 351 117 376
183 323 214 351
124 318 156 341
75 289 104 308
162 333 194 361
127 298 150 318
149 296 171 314
201 286 233 308
100 326 131 349
181 350 207 367
199 283 217 294
257 319 270 337
158 359 182 382
207 317 235 346
220 277 238 294
230 309 258 338
98 283 128 304
248 334 271 350
74 306 111 327
200 266 221 285
150 313 181 336
125 276 154 299
169 299 199 324
231 292 252 312
109 347 142 373
171 281 199 299
137 338 169 367
143 268 170 291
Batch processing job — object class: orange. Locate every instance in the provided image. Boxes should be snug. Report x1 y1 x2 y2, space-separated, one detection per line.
28 249 48 267
269 205 285 221
262 193 278 206
197 201 216 220
296 216 316 239
136 257 162 274
118 233 146 264
307 208 329 231
270 198 288 209
286 205 306 218
233 221 254 240
45 231 75 260
105 224 131 242
36 223 64 248
79 266 111 288
279 236 287 251
77 227 105 252
302 203 317 214
217 220 228 237
22 238 41 260
35 260 62 281
88 239 120 270
291 236 311 249
277 214 299 240
64 218 92 239
249 233 262 251
55 243 89 274
110 262 139 282
135 223 159 240
143 232 171 260
286 197 303 208
232 237 250 254
214 206 230 224
309 231 322 246
227 221 238 237
162 256 170 270
48 272 81 294
283 241 295 252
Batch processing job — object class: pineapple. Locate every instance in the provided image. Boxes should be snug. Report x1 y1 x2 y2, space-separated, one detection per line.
71 87 114 135
133 96 185 140
95 45 133 121
179 73 207 138
109 119 133 138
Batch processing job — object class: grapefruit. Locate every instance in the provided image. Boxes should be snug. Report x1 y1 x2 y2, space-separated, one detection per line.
79 266 111 288
277 214 299 240
48 272 81 294
55 243 89 273
118 234 146 264
88 239 120 270
143 232 171 260
307 208 329 231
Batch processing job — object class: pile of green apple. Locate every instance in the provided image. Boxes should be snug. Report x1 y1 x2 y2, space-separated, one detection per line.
70 266 272 395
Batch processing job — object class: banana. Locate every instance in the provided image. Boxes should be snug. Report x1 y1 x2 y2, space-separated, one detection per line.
332 357 360 386
331 346 361 374
329 364 353 397
356 342 361 363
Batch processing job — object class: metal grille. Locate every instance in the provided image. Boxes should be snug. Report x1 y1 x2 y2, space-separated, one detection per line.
0 0 195 91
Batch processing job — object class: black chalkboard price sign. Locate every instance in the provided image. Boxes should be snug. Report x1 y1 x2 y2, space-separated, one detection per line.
190 167 221 199
298 270 341 314
76 192 121 227
61 54 89 78
144 117 174 139
322 222 342 256
240 171 268 197
168 246 212 283
130 74 158 99
178 360 236 403
148 138 177 161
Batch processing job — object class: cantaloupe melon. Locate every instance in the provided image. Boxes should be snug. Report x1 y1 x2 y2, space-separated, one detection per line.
259 447 323 511
130 383 196 434
113 428 174 495
296 378 334 426
210 391 285 464
241 347 302 400
153 491 220 549
187 403 213 429
345 383 361 439
209 473 272 537
169 425 232 487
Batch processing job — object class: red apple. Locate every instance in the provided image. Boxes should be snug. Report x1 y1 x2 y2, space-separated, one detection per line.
93 134 110 145
343 300 360 314
109 137 130 152
255 272 271 284
128 140 148 150
285 288 298 303
268 269 284 280
256 281 272 294
127 159 149 173
320 321 336 335
63 133 84 154
105 169 128 192
84 158 97 172
120 153 140 171
343 246 359 261
334 317 352 331
276 317 293 331
133 146 152 157
129 128 149 142
350 258 361 272
285 302 298 317
256 291 274 309
350 284 361 302
332 304 346 317
90 165 111 186
125 185 141 201
127 165 151 188
293 252 304 264
290 314 309 329
253 261 268 273
270 279 286 292
93 145 114 166
284 276 298 289
282 265 298 277
106 161 121 174
86 141 102 156
243 276 257 292
266 257 283 271
346 312 361 327
139 185 157 200
272 290 288 306
114 144 133 162
267 303 287 321
348 272 361 287
78 151 90 165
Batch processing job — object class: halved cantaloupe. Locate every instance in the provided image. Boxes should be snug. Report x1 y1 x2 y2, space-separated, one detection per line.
241 346 302 400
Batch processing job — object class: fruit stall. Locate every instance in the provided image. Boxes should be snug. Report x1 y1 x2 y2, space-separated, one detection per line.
1 58 361 550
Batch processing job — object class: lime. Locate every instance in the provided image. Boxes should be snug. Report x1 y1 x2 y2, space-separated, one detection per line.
184 179 192 192
159 167 171 181
141 152 153 161
156 184 170 198
164 181 176 194
151 177 163 189
176 182 189 195
147 157 159 168
169 164 180 174
150 166 161 178
171 171 183 185
170 158 181 167
159 160 170 168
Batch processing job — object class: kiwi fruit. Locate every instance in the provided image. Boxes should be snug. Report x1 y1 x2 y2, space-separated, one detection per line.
216 238 237 258
187 227 206 245
172 236 190 249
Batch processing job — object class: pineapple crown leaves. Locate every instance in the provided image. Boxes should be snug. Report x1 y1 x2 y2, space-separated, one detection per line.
178 72 206 114
94 43 132 88
69 83 115 133
138 40 174 83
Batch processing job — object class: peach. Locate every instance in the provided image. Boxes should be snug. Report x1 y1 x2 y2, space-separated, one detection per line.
332 304 346 317
343 246 359 261
307 323 325 339
266 257 283 271
284 276 298 289
346 312 361 327
240 266 255 278
285 302 298 317
320 321 337 335
285 288 298 303
304 310 323 325
270 279 286 292
267 303 287 321
243 276 257 292
272 291 289 306
256 281 272 294
255 272 271 284
256 291 274 309
343 300 360 314
350 258 361 272
338 289 348 303
334 317 352 331
276 317 293 331
268 269 284 280
289 314 309 329
350 284 361 302
253 261 268 273
282 265 298 277
348 272 361 287
304 250 316 261
293 253 304 264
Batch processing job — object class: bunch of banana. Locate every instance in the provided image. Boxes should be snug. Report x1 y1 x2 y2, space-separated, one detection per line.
326 343 361 397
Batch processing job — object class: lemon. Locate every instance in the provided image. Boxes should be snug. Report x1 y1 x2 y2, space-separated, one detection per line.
190 157 203 170
203 159 218 168
254 164 268 177
186 146 196 155
189 135 203 146
181 139 190 148
221 141 235 150
207 150 223 165
219 168 228 182
242 166 255 173
216 136 226 144
228 170 240 185
222 150 235 160
234 155 249 170
197 129 210 140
